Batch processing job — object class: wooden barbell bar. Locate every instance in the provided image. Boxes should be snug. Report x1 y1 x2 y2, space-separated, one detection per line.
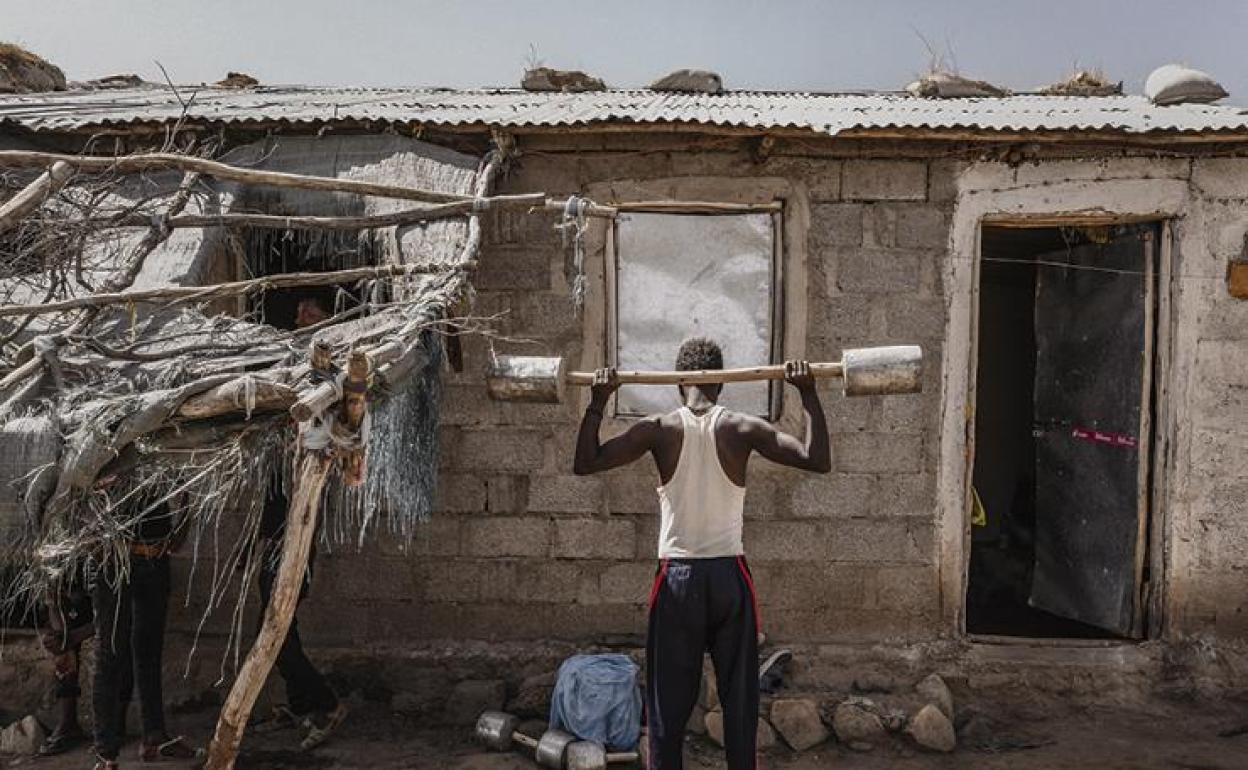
486 345 923 404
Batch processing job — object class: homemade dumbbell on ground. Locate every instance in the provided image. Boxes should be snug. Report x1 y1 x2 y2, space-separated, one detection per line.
485 345 923 403
476 711 639 770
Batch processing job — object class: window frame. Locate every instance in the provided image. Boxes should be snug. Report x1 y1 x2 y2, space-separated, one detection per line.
604 207 787 421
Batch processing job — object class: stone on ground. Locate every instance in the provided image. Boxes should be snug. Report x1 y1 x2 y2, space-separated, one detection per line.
915 673 954 720
832 700 887 746
907 704 956 753
769 698 829 751
704 712 776 749
443 679 506 725
506 671 556 718
757 718 777 749
0 715 46 756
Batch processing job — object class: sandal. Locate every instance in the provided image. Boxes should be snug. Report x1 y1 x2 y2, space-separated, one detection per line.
299 702 348 751
758 648 793 694
138 736 203 762
38 726 88 756
251 704 300 734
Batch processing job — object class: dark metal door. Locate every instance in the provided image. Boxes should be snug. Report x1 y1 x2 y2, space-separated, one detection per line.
1029 227 1154 637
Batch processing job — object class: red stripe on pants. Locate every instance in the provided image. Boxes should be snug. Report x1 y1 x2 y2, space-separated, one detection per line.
735 555 762 633
648 559 669 610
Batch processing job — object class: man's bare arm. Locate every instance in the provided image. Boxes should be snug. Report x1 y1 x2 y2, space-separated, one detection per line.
572 368 660 475
743 361 832 473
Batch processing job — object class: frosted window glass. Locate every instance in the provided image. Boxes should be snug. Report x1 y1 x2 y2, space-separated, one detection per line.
614 212 775 417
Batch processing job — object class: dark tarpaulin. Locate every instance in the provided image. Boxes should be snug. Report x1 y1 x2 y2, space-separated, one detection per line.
1029 228 1152 636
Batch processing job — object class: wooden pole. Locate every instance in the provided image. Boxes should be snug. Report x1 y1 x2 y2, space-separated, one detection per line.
0 261 466 318
175 378 297 420
539 197 785 219
486 347 924 403
339 349 370 487
0 150 467 205
98 192 547 231
0 161 73 236
563 362 844 385
203 451 331 770
290 339 407 422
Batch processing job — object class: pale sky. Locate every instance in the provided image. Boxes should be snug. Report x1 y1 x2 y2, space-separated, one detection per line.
4 0 1246 103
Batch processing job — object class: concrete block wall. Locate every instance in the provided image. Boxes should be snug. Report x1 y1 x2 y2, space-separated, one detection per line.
1166 159 1248 639
152 148 1248 656
284 147 955 650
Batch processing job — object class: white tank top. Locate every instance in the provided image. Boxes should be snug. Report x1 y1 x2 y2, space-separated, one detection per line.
656 405 747 559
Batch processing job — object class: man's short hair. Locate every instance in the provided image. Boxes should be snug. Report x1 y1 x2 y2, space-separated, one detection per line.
675 337 723 371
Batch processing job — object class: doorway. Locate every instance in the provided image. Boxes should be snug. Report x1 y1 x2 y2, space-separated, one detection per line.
966 222 1160 639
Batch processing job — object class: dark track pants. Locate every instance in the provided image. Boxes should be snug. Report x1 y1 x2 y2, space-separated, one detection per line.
646 556 760 770
257 553 337 716
92 555 170 760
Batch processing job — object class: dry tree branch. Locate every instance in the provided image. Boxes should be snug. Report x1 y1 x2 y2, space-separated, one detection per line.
0 261 470 318
0 151 468 205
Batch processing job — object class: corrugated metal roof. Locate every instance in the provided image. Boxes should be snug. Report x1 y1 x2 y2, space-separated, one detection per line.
2 85 1248 136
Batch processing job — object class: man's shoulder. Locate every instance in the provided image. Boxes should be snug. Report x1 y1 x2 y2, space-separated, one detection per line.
651 410 682 429
717 408 766 430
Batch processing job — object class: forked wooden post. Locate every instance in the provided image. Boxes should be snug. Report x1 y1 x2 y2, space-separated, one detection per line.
204 344 374 770
203 451 331 770
339 349 370 487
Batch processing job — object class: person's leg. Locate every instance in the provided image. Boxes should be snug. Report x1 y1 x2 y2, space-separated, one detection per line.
119 632 134 738
51 647 82 727
258 554 338 717
130 556 170 744
707 557 760 770
40 642 88 754
132 556 199 761
91 563 132 762
645 560 707 770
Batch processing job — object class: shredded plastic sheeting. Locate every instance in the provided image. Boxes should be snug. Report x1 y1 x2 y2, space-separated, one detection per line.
326 332 443 546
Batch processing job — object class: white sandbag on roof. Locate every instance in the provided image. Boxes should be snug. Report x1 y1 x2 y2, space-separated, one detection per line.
907 71 1010 99
1145 64 1228 105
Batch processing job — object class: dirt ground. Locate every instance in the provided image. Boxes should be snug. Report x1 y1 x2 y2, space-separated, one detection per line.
7 695 1248 770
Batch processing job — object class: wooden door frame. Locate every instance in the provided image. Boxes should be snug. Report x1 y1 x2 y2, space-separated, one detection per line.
960 216 1173 641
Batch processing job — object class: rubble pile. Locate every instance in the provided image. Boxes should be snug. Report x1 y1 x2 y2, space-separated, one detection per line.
0 43 65 93
703 665 962 755
521 67 605 92
442 661 967 757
